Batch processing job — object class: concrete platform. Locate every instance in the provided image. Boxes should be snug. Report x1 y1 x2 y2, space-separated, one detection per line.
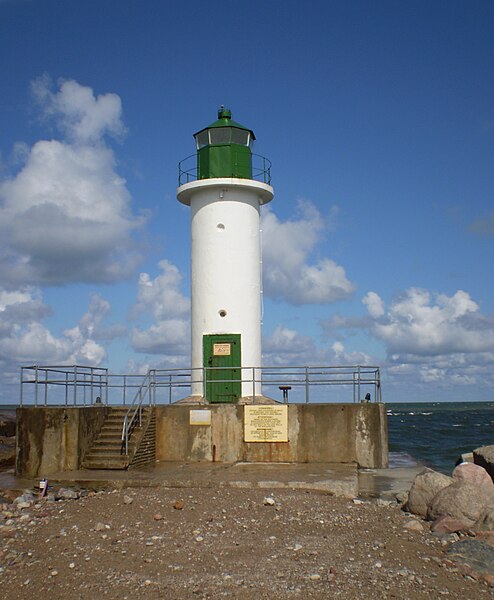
0 461 425 500
37 462 359 498
359 465 424 499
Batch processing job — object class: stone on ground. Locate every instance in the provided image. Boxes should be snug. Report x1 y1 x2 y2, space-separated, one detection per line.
452 462 494 494
407 468 453 518
427 481 494 527
447 539 494 586
474 445 494 484
431 515 468 534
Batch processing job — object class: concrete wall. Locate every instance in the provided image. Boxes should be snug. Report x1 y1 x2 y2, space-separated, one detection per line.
16 406 107 477
156 403 388 468
16 403 388 477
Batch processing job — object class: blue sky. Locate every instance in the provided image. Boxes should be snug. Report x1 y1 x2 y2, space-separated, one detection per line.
1 0 493 402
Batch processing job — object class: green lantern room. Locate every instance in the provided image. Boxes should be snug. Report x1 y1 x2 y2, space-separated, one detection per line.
194 106 255 180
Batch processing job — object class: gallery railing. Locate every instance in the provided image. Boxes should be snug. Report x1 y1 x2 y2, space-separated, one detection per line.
19 364 382 407
178 153 272 185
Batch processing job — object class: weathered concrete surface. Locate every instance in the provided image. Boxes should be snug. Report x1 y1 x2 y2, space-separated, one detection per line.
16 402 388 478
359 465 425 499
16 407 107 477
27 461 359 498
156 403 387 468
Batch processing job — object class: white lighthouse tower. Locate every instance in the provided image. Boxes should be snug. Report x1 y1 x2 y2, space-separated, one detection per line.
177 107 274 403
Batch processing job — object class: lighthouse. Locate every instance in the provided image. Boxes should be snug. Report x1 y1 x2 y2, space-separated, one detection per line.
177 107 274 403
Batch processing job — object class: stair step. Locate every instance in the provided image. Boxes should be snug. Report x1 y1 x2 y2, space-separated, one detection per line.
83 406 155 472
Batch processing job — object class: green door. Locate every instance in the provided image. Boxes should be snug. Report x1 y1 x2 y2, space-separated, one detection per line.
203 334 241 403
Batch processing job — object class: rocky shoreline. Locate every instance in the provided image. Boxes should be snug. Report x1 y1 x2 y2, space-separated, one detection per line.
1 480 493 598
402 444 494 589
1 411 493 598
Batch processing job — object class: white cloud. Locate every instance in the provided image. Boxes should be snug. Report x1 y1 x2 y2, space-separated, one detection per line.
131 319 189 355
362 291 385 318
366 288 493 356
0 287 108 366
32 75 126 144
263 324 374 368
263 325 316 365
132 259 190 320
130 260 190 357
0 77 143 285
357 287 494 392
262 201 355 305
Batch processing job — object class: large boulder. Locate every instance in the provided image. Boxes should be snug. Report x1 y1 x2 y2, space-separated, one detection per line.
453 462 494 494
474 446 494 484
427 481 494 528
407 468 453 518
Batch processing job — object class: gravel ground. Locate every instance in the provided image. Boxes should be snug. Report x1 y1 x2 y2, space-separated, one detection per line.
1 486 493 599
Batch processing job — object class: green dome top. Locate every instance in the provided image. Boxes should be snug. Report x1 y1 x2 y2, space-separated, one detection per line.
194 106 255 140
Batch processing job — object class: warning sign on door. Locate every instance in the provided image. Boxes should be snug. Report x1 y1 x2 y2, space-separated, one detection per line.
213 343 231 356
244 405 288 442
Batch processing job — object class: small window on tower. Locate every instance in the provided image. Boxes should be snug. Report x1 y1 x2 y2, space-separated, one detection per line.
231 128 249 146
210 127 232 144
195 131 209 149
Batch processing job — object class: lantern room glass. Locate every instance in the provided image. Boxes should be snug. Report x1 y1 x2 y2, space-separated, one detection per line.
195 127 252 150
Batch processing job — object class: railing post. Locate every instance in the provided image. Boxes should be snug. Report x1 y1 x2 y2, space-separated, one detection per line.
153 370 157 405
124 416 128 454
305 366 309 403
105 369 109 405
73 366 77 406
83 372 86 406
357 366 361 403
20 367 24 407
65 371 68 406
90 367 94 405
35 365 39 407
169 374 172 404
44 372 48 406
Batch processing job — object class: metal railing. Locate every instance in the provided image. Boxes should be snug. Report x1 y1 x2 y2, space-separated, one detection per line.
178 153 272 185
121 370 154 455
19 364 381 407
20 364 382 457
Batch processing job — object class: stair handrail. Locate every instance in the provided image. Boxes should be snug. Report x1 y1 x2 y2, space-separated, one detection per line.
121 370 154 455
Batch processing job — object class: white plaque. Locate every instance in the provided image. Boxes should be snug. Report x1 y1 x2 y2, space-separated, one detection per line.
190 409 212 426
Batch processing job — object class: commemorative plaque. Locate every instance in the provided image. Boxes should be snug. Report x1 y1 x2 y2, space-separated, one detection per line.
244 405 288 442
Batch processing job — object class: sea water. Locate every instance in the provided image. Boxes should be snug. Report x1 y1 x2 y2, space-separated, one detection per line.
388 401 494 474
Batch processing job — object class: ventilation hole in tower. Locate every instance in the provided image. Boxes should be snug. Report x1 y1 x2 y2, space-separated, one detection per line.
217 223 225 230
219 309 227 318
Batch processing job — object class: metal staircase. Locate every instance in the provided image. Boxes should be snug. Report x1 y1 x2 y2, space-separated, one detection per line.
81 406 155 470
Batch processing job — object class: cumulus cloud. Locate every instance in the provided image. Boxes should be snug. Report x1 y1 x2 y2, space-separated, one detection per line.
0 288 108 365
0 76 143 285
263 324 374 367
262 201 355 305
362 291 385 318
357 287 494 390
130 260 190 357
263 325 316 365
365 288 493 356
131 259 190 320
32 75 127 144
